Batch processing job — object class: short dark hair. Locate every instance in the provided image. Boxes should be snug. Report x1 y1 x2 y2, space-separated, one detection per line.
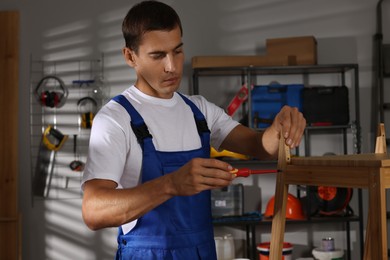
122 1 183 52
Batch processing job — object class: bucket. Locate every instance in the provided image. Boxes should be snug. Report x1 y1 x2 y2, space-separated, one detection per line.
257 242 293 260
312 248 344 260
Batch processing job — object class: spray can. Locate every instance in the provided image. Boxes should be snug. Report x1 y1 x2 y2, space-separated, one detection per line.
321 237 335 251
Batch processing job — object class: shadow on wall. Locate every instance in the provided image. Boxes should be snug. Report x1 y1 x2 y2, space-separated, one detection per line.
28 4 135 260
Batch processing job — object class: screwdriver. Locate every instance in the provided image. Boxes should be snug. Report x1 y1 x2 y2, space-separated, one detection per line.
230 168 277 177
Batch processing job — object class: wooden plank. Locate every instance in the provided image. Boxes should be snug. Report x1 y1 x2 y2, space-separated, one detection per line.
0 218 20 257
0 10 19 217
269 138 290 259
191 55 292 68
366 168 387 259
383 168 390 188
291 153 390 167
0 10 20 260
284 165 372 188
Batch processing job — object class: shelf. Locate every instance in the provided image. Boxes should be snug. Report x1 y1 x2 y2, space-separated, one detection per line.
255 124 354 132
192 63 358 77
305 124 352 130
193 62 362 260
213 215 361 226
212 214 361 260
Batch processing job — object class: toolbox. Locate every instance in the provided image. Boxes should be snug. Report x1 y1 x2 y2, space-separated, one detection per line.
251 83 304 128
302 86 350 125
211 184 244 217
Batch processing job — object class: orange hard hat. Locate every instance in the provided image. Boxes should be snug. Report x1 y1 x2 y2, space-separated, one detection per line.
264 193 305 220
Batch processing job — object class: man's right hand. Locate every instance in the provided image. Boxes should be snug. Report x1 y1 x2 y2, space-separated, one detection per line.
167 158 235 196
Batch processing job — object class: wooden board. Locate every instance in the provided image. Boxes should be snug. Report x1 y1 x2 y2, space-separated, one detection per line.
291 153 390 167
266 36 317 65
191 55 293 68
0 10 20 260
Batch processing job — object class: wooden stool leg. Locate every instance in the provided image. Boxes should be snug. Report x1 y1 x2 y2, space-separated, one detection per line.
363 123 387 260
270 138 291 259
365 169 387 260
270 178 289 259
363 212 371 260
375 123 387 154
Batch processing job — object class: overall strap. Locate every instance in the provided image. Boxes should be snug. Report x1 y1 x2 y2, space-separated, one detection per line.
112 95 152 144
177 93 210 134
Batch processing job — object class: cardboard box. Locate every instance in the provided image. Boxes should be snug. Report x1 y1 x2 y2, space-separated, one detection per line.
191 55 293 68
266 36 317 65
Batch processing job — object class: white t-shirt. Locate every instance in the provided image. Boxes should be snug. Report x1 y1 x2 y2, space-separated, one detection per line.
81 86 239 232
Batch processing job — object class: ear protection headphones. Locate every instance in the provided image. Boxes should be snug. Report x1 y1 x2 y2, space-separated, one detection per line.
35 75 68 108
77 97 98 129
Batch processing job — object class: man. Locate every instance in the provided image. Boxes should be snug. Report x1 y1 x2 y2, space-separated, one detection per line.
81 1 306 259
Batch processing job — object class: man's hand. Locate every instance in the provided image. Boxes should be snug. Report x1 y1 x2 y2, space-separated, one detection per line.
271 105 306 149
167 158 235 196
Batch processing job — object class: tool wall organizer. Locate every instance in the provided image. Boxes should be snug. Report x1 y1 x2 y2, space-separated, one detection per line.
29 55 107 201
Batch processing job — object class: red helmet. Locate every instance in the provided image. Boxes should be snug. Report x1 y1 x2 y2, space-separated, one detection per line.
264 193 305 220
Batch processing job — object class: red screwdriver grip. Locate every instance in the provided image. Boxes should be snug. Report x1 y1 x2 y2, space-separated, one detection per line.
231 168 277 177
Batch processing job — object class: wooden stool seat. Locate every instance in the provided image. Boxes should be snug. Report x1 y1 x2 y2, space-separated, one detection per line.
270 124 389 260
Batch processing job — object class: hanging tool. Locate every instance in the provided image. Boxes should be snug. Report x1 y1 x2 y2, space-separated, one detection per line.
77 97 97 129
35 75 68 108
34 125 68 197
227 84 249 116
230 168 277 177
69 135 84 172
42 125 68 151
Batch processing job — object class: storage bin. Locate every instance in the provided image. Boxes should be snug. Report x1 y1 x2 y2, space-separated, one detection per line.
251 83 304 128
302 86 349 125
211 184 244 217
257 242 293 260
312 248 344 260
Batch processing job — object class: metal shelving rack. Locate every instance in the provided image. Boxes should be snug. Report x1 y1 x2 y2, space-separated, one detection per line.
375 0 390 151
192 63 363 259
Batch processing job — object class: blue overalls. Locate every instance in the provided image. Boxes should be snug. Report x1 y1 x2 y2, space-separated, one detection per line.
113 94 217 260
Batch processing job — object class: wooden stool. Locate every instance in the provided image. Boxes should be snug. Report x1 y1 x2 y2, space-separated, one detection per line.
270 124 389 260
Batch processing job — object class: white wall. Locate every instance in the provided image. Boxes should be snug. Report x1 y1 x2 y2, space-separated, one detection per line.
1 0 388 259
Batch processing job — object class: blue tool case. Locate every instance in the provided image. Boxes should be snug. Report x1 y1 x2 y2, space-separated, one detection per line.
251 83 304 128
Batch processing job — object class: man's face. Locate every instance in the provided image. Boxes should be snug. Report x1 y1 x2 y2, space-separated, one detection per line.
124 26 184 99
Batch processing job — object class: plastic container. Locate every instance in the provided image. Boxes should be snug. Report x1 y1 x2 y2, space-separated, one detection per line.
257 242 293 260
251 83 303 128
211 184 243 217
214 237 224 260
223 234 235 260
214 234 235 260
312 248 344 260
